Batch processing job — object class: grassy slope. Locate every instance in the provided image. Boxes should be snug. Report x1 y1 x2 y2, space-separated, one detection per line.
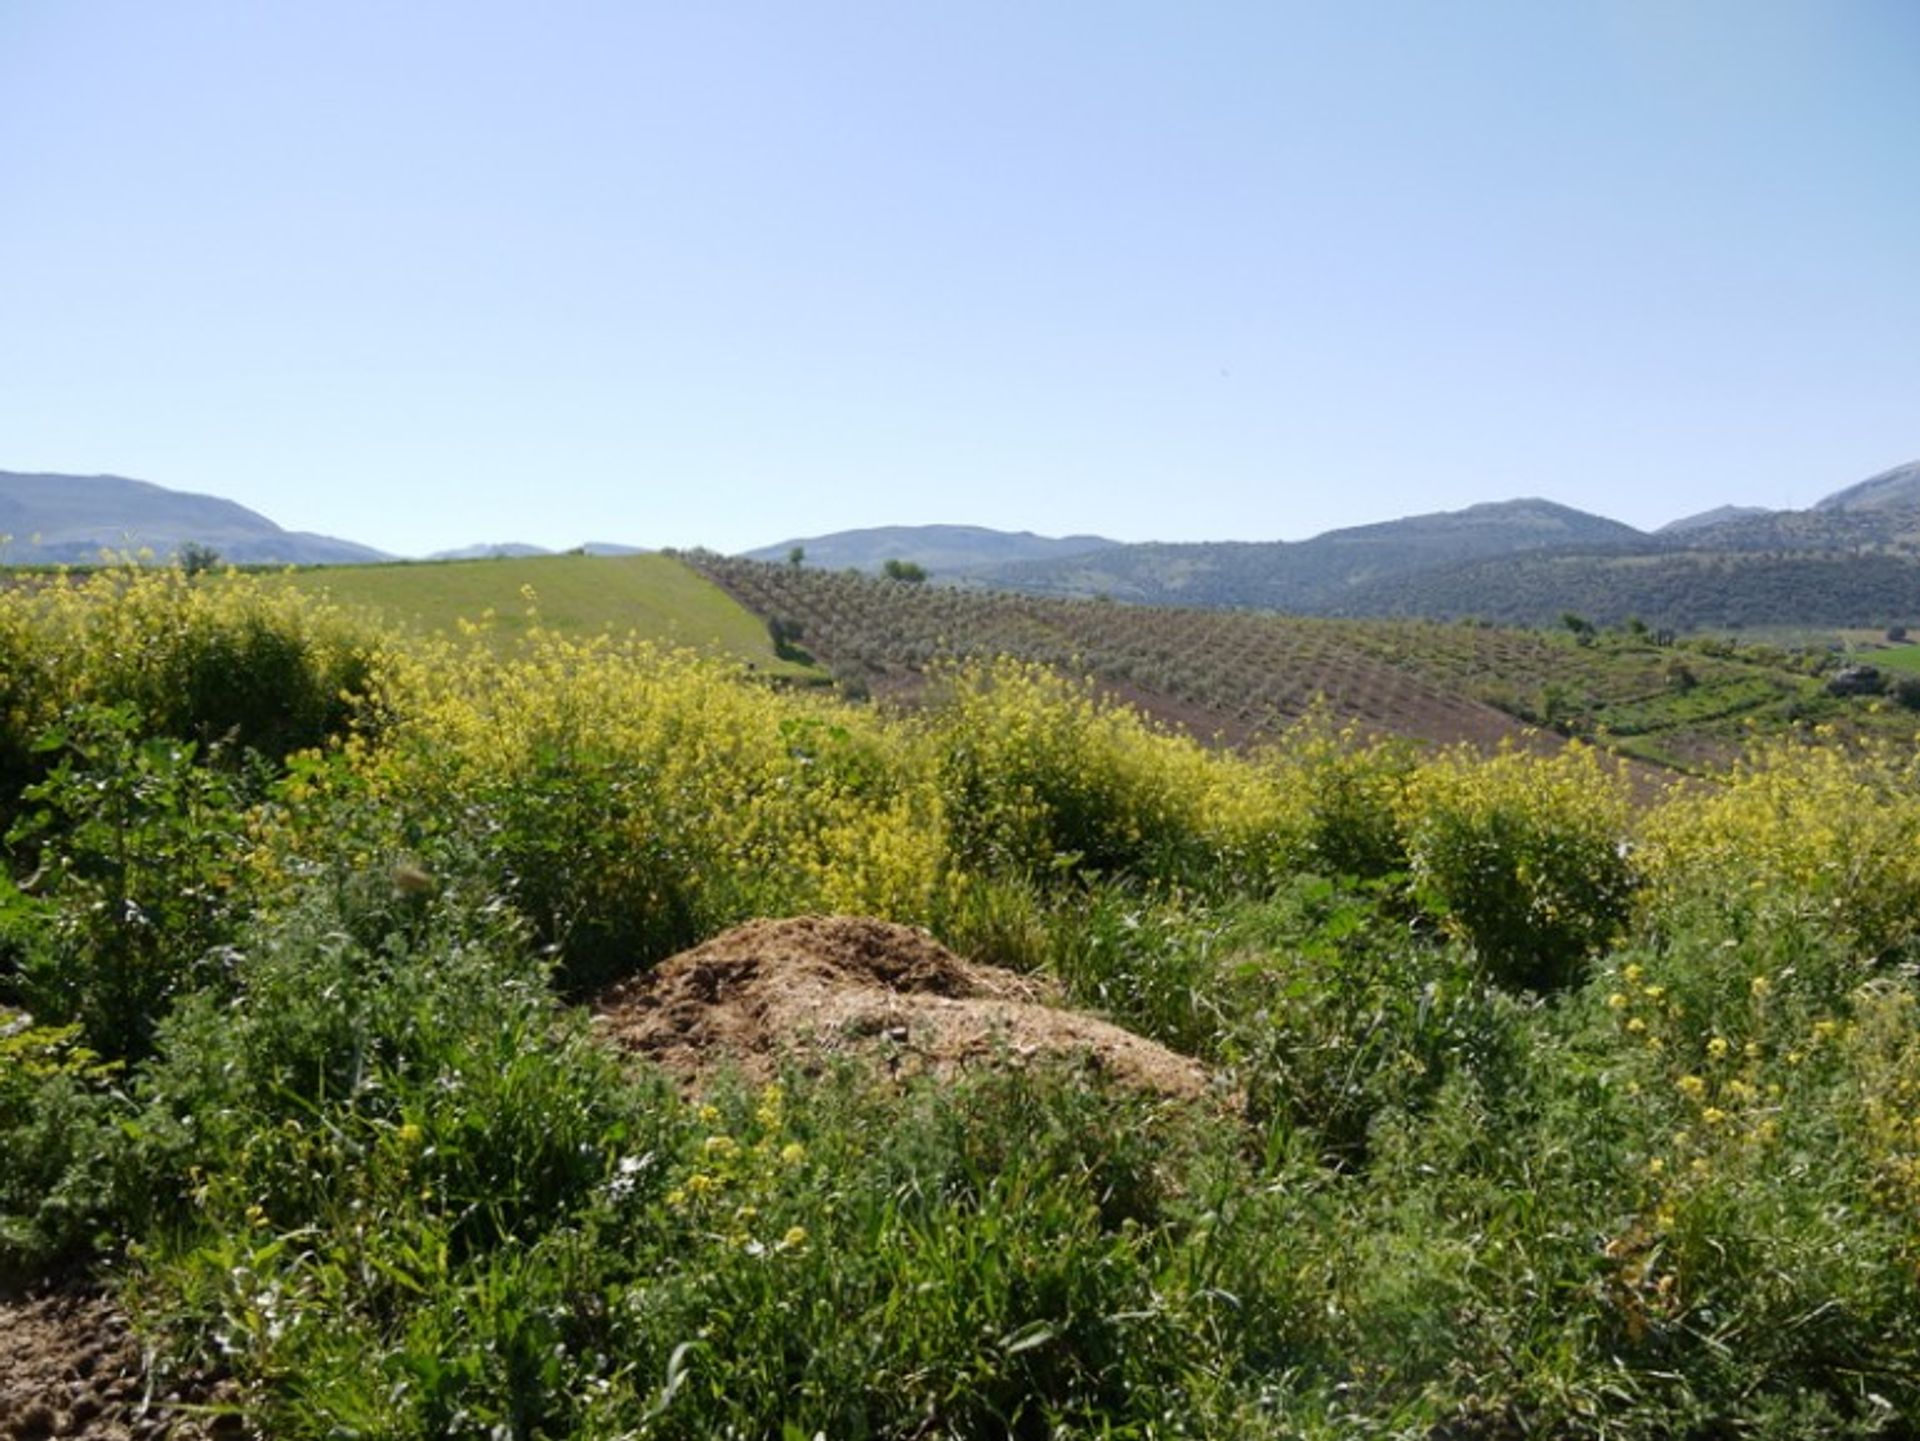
281 553 820 678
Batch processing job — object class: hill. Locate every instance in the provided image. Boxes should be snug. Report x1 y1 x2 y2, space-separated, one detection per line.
280 553 819 677
1658 504 1771 534
0 470 387 565
1335 547 1920 631
740 523 1121 575
1813 457 1920 512
954 469 1920 632
689 553 1900 772
965 499 1647 611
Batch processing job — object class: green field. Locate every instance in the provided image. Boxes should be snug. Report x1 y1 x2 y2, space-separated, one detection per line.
282 553 820 679
1867 642 1920 674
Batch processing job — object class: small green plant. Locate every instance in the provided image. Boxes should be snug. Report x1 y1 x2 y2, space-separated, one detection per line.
5 704 248 1061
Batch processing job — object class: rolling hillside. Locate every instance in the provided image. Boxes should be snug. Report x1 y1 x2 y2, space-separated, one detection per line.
280 553 819 678
690 553 1886 771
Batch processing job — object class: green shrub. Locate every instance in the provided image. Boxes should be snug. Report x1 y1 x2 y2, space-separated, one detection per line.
0 566 376 795
929 659 1215 886
0 1017 124 1280
1218 878 1524 1165
1398 743 1636 991
4 704 248 1062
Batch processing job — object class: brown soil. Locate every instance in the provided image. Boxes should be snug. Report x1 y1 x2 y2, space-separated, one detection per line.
0 1284 241 1441
594 915 1215 1103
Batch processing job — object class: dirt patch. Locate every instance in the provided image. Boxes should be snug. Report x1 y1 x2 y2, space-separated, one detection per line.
0 1284 241 1441
594 915 1214 1103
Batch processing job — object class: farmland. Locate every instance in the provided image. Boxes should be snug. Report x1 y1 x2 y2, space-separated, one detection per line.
692 553 1885 771
5 564 1920 1436
280 552 821 679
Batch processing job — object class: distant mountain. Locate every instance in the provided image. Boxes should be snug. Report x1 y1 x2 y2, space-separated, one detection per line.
579 541 648 556
1659 504 1771 534
427 542 554 561
740 524 1121 575
1662 501 1920 556
0 471 388 565
966 499 1647 612
1813 459 1920 512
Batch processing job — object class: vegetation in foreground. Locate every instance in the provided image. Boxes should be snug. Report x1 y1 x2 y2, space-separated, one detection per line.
5 565 1920 1437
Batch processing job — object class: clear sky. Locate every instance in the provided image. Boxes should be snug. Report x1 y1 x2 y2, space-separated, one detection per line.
2 2 1915 558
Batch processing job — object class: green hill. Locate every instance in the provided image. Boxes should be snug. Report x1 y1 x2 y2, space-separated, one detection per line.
281 553 819 678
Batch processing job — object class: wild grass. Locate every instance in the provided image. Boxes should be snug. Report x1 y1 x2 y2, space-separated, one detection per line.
3 566 1920 1436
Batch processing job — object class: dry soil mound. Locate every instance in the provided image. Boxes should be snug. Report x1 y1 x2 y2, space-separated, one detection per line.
0 1285 239 1440
594 915 1212 1102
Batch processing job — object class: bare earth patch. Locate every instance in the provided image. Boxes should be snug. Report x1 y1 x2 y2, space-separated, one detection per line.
0 1285 239 1441
594 914 1214 1103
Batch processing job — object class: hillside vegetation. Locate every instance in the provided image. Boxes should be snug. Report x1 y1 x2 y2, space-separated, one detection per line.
691 553 1897 771
5 564 1920 1435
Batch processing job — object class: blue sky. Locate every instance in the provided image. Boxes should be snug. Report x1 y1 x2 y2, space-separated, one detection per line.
2 1 1915 557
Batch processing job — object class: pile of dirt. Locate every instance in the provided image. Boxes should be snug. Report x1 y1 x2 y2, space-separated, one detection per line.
0 1285 240 1440
594 914 1213 1102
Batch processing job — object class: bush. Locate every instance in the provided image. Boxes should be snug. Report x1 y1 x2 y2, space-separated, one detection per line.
1398 743 1636 991
928 659 1220 886
0 1018 125 1280
1640 735 1920 969
0 565 376 789
4 704 249 1062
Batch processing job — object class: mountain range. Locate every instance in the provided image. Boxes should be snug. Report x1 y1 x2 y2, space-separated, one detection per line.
8 460 1920 631
742 461 1920 629
0 472 650 566
0 471 389 566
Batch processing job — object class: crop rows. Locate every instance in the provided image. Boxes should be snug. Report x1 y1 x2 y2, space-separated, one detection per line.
689 555 1853 765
